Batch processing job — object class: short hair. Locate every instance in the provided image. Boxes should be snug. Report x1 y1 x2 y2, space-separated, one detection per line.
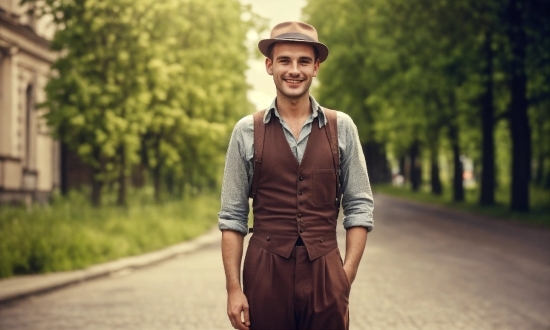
267 43 319 62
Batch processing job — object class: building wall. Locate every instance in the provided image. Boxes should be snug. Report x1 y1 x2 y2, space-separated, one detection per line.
0 2 58 204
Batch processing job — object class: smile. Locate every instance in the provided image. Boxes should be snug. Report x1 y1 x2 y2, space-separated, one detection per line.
284 79 303 84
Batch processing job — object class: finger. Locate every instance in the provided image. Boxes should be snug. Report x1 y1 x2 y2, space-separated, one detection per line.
234 314 248 330
231 311 247 330
228 314 238 329
243 304 251 327
228 308 240 329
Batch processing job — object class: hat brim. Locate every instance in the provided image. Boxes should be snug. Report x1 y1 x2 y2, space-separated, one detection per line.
258 37 329 63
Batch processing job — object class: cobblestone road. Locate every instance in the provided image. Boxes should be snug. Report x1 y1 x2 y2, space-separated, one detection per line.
1 194 549 329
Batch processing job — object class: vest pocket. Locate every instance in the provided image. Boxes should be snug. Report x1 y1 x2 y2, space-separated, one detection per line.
312 169 336 206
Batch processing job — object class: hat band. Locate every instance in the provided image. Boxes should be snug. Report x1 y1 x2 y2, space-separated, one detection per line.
273 32 317 42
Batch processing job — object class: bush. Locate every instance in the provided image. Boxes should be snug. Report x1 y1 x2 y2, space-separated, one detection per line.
0 189 220 278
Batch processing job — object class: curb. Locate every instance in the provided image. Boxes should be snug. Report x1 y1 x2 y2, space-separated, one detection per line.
0 227 220 305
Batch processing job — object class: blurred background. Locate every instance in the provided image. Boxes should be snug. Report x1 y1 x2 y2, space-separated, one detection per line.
0 0 548 278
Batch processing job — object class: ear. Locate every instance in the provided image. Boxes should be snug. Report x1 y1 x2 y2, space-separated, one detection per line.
312 59 320 77
265 57 273 75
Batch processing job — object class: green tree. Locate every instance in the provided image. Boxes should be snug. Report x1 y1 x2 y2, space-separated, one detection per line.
136 0 258 202
304 0 549 211
28 0 260 205
29 0 156 206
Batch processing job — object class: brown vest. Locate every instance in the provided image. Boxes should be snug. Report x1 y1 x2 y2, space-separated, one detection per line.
249 110 340 261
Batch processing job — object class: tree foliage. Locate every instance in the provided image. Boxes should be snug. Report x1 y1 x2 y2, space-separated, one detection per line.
26 0 262 206
304 0 550 211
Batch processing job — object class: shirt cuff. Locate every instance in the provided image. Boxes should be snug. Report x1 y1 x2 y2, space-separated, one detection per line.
343 213 374 232
218 218 249 236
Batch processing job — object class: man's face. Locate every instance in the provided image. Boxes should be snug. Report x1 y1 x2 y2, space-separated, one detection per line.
266 42 320 100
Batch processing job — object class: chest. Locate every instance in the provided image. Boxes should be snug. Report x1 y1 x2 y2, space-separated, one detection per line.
262 117 333 171
285 118 308 140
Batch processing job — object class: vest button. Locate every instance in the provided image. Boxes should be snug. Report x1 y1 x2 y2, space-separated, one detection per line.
320 237 324 243
299 201 304 205
297 213 302 218
299 219 303 224
298 191 303 195
299 228 304 233
266 236 270 241
299 176 303 181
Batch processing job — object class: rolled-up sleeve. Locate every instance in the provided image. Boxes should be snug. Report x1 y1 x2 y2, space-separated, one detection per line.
218 116 254 235
337 112 374 231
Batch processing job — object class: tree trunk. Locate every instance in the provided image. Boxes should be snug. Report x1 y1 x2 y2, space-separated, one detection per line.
91 176 103 207
409 141 421 192
153 137 162 203
362 142 392 184
130 164 146 188
449 124 464 202
153 166 161 203
165 171 175 195
117 145 127 207
507 0 531 211
479 31 496 206
544 168 550 190
399 156 407 184
534 118 545 186
60 143 69 196
91 147 103 207
534 154 544 186
430 146 442 195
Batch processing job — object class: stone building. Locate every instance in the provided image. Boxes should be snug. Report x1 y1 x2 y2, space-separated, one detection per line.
0 0 59 204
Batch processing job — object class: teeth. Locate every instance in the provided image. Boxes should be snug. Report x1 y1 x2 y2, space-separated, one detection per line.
286 79 301 84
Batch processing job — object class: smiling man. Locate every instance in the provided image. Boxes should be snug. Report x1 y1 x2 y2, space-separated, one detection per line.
219 21 374 330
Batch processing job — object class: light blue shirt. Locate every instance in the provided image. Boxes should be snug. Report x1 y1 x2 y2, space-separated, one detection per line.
218 96 374 235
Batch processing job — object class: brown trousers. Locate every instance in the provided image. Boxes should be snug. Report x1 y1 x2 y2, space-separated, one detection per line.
243 242 350 330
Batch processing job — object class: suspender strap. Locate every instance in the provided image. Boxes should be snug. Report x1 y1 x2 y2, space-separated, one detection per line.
249 109 266 199
322 108 341 206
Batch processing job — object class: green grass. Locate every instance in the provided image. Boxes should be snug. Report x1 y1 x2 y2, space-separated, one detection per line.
372 184 550 227
0 189 220 278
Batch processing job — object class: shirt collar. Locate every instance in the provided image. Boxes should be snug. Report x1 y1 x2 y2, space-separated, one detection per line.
263 95 326 128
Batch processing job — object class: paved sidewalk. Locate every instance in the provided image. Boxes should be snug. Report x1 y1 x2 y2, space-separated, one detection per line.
0 227 220 304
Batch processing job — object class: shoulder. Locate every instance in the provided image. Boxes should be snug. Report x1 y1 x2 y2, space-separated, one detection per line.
325 109 357 133
232 114 254 136
335 111 354 125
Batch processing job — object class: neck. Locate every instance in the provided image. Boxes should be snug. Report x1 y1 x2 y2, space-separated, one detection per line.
275 94 312 119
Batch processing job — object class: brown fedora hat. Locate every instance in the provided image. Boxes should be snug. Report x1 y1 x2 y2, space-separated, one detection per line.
258 21 329 63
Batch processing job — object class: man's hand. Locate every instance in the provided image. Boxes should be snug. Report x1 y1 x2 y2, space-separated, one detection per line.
227 289 250 330
222 230 249 329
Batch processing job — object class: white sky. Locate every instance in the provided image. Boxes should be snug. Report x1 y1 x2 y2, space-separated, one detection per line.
239 0 307 110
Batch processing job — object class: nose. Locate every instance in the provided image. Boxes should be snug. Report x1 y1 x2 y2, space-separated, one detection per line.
288 60 299 76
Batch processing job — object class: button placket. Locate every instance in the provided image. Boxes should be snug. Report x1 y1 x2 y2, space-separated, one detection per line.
297 170 306 235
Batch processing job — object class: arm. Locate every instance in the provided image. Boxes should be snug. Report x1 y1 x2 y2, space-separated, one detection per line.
218 116 254 329
343 226 368 285
222 230 250 330
336 112 374 285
